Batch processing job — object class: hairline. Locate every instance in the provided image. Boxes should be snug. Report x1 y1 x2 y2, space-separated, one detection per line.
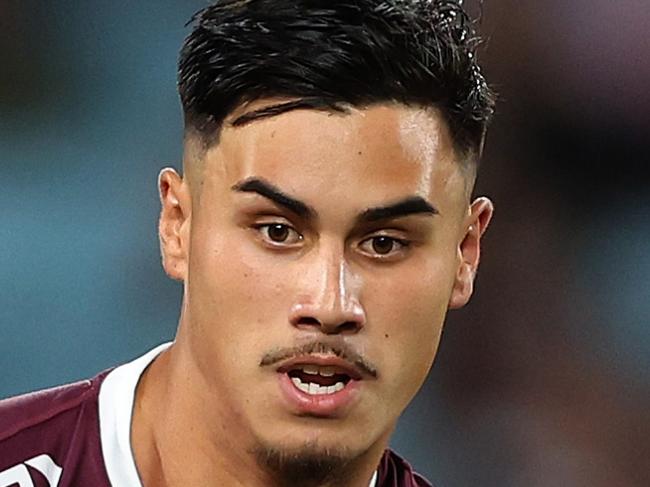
182 99 479 200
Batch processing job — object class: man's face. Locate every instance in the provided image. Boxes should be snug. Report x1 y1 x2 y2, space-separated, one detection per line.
163 102 489 465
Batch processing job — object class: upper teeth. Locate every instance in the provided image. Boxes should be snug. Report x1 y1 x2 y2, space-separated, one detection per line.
300 365 337 377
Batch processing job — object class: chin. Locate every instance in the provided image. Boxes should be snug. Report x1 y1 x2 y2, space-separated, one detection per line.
260 413 376 456
251 438 360 486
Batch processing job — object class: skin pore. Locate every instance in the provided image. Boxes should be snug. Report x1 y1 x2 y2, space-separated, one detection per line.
131 101 493 487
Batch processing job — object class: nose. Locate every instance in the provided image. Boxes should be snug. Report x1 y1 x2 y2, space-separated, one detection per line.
289 250 366 335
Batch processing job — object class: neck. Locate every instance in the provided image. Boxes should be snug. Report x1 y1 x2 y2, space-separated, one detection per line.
131 341 385 487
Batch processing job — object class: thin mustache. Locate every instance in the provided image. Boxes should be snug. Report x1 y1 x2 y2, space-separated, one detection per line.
259 341 378 379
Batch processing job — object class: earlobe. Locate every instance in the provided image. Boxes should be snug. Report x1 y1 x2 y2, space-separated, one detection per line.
158 167 191 281
448 197 494 309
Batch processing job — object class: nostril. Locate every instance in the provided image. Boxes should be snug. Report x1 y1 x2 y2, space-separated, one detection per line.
295 316 321 327
337 321 361 334
289 302 366 334
292 317 360 334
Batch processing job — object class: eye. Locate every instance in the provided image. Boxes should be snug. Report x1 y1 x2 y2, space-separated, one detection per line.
359 235 409 259
256 223 303 246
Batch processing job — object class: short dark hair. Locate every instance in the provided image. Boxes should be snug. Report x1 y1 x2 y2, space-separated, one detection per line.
178 0 495 160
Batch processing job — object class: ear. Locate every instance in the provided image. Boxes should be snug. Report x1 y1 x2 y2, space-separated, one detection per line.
448 197 494 309
158 168 192 281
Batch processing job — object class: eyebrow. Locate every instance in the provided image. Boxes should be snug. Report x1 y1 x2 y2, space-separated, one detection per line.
231 177 438 224
356 197 439 224
231 177 315 219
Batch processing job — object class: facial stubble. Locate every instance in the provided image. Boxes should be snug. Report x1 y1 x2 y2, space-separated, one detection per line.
252 440 358 487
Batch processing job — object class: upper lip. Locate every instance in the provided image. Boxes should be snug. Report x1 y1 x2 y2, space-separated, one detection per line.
276 355 372 380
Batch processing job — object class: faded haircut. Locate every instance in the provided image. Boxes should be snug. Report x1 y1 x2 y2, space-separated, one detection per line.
178 0 495 161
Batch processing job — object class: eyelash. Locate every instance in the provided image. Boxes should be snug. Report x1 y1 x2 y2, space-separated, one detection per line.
253 222 411 260
253 223 304 247
358 235 411 259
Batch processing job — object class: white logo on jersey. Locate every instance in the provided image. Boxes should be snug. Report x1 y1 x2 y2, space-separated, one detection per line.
0 454 62 487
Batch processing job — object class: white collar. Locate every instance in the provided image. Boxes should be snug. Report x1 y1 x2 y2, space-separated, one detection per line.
98 343 378 487
98 342 170 487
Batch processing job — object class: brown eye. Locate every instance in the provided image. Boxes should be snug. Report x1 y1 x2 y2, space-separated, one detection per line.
372 236 395 255
267 224 289 242
359 234 409 260
257 223 303 246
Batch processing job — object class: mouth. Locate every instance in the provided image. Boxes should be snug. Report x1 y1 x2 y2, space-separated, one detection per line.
275 356 368 415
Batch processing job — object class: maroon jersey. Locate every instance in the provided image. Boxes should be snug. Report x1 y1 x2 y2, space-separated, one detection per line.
0 345 431 487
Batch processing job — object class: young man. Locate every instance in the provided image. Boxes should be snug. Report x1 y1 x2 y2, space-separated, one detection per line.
0 1 495 485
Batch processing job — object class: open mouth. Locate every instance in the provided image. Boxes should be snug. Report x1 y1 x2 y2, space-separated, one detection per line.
270 351 373 414
287 365 353 396
275 355 367 413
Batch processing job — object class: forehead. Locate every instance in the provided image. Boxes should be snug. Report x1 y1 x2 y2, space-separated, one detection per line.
197 102 466 215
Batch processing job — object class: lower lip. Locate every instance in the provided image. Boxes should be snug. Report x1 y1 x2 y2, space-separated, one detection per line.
277 373 361 416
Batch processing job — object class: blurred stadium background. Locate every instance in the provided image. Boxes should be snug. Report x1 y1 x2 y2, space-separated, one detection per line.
1 1 648 485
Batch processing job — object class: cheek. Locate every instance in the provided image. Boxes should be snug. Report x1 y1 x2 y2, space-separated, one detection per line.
186 227 294 365
364 254 456 383
366 255 455 328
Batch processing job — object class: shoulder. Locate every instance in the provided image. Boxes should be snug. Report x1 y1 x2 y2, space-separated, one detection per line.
378 449 434 487
0 371 111 483
0 374 103 441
